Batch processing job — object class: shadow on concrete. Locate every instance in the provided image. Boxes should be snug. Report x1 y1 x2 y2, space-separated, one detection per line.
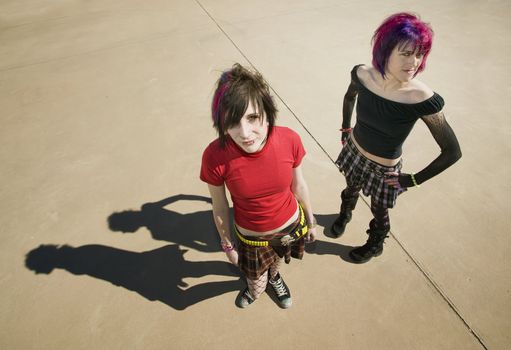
305 213 358 263
108 194 223 252
25 243 243 310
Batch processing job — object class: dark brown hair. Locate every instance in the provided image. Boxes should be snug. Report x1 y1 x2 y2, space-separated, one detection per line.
211 63 277 146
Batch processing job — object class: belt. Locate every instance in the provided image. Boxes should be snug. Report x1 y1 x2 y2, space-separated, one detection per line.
234 205 308 247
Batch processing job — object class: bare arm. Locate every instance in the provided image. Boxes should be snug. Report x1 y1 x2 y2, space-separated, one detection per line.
207 184 238 264
291 164 316 242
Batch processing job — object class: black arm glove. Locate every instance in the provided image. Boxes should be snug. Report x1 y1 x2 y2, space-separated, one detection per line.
341 77 359 143
398 112 462 188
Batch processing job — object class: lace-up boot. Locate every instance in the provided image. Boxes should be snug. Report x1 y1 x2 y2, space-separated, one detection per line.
268 273 292 309
349 220 389 263
236 288 255 308
331 190 359 237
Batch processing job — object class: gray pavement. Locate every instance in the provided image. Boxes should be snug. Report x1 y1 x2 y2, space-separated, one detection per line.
1 1 510 349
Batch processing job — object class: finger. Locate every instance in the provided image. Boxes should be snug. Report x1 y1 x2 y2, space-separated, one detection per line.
384 171 399 176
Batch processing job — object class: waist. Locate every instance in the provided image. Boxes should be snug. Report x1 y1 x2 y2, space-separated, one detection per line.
234 205 307 246
235 200 300 237
351 133 401 167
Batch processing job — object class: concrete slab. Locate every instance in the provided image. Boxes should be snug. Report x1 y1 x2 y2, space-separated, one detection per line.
1 0 508 349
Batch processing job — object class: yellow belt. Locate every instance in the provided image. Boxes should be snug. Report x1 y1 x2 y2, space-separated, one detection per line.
234 205 308 247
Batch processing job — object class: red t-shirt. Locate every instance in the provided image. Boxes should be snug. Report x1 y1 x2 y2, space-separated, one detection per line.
200 126 306 231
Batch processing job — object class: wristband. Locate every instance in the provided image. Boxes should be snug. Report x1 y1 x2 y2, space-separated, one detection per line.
220 240 235 252
410 173 420 188
340 127 353 132
307 217 317 229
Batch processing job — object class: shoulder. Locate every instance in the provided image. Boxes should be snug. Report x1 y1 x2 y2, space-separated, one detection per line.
203 138 222 153
407 79 435 103
351 64 370 82
355 65 385 90
273 126 301 141
408 81 445 115
202 138 223 161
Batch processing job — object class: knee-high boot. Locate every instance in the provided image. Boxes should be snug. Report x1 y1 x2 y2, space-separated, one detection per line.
330 189 359 238
349 219 389 263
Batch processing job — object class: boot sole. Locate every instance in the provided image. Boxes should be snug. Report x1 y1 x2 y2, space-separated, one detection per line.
330 221 350 238
349 249 383 264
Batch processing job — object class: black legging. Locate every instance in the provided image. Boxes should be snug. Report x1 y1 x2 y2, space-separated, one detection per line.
344 185 390 231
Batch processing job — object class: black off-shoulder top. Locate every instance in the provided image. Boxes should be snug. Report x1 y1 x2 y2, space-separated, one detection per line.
351 64 444 159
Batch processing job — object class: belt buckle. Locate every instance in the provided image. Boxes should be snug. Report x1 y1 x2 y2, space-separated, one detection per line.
280 234 295 246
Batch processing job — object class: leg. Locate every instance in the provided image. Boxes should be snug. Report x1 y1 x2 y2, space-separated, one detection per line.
331 185 361 237
246 271 268 300
236 271 268 308
268 257 283 280
267 257 292 308
349 198 390 263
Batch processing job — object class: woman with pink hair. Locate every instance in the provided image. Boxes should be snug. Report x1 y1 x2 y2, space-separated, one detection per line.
332 13 461 263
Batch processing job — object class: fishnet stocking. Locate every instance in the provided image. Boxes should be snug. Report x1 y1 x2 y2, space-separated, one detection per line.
269 257 283 280
246 257 284 298
247 271 268 299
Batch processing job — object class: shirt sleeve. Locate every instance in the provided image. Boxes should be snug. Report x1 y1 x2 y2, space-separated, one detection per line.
199 144 224 186
415 93 445 117
291 130 306 168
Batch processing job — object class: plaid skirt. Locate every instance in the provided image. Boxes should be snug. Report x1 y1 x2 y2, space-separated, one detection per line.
335 135 406 209
236 216 305 280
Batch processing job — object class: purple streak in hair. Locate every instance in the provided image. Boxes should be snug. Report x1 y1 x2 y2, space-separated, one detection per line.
372 13 433 78
211 71 231 125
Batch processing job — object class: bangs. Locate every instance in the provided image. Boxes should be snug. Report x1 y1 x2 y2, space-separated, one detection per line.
372 12 434 77
223 90 265 130
397 39 427 55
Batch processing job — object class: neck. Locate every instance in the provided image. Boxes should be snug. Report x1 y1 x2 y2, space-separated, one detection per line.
382 74 410 91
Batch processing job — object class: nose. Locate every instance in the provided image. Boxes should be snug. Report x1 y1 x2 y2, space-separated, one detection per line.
410 55 420 67
238 119 251 138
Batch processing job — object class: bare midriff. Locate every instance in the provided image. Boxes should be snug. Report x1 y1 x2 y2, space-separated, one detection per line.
235 200 300 237
351 134 401 167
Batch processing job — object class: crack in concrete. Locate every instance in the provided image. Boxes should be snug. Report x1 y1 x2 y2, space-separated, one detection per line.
195 1 490 349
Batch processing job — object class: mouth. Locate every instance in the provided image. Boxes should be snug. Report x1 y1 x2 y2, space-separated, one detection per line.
242 140 255 146
403 69 416 75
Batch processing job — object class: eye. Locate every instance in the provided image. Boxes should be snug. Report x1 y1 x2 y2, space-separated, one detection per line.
248 114 261 122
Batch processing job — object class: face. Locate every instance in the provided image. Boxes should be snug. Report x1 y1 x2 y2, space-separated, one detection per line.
386 42 424 83
226 101 269 153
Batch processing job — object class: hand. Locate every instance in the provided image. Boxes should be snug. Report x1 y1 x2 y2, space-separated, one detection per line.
225 249 238 265
341 131 350 145
384 171 413 189
383 171 402 189
305 227 316 243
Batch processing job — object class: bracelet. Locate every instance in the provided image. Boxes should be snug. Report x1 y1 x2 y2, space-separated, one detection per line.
220 240 235 252
307 216 317 229
340 127 353 132
410 173 420 188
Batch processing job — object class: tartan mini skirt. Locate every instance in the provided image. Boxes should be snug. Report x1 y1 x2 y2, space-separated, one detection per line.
335 135 406 209
236 214 305 280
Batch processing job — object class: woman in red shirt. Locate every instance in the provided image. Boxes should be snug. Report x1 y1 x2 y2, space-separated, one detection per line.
201 64 316 308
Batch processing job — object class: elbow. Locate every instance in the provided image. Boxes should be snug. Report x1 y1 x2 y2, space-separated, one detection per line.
344 94 356 104
452 143 462 163
454 147 462 162
444 146 462 167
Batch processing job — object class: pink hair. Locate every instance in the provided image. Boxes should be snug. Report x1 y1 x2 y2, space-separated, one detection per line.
372 13 434 77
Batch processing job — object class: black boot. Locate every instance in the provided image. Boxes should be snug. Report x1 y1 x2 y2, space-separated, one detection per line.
349 220 389 263
331 190 359 237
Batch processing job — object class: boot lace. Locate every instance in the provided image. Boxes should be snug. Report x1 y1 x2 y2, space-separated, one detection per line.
270 277 288 297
